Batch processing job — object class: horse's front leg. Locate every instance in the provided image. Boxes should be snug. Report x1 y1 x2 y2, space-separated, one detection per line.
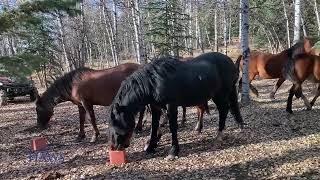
144 105 162 154
270 78 285 99
286 85 296 114
76 105 86 141
165 104 179 160
135 106 146 133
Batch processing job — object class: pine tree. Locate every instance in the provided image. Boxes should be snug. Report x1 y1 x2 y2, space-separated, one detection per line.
146 0 190 58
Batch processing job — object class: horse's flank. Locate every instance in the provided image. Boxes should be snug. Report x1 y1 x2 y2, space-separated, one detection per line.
71 63 140 106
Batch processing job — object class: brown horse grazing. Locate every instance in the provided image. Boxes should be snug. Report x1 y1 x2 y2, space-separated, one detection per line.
283 51 320 113
238 37 315 99
35 63 144 142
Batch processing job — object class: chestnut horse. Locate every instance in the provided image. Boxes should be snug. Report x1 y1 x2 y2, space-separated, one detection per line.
238 37 315 99
283 50 320 113
35 63 144 142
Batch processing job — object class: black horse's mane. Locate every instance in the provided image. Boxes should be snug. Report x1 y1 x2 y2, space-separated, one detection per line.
114 56 180 109
39 67 93 108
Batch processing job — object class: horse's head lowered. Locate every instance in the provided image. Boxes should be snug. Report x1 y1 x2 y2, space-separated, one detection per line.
109 103 135 150
35 95 53 129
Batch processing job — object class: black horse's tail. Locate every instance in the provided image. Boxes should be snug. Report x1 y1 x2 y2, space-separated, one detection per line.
235 55 243 74
229 84 244 125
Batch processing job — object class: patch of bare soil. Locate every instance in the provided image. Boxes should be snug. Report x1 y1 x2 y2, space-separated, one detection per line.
0 80 319 180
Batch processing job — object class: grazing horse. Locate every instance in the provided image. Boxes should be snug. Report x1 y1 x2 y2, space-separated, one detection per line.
108 52 244 160
238 37 315 99
283 51 320 113
135 57 211 134
35 63 144 142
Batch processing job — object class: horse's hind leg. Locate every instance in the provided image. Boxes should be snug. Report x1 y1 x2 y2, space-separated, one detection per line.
310 84 320 107
194 106 204 134
82 102 100 143
77 105 86 141
249 83 259 97
294 84 312 110
213 97 230 142
270 78 285 99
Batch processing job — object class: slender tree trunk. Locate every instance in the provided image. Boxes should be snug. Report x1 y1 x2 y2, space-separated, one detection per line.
301 16 307 37
58 15 71 72
241 0 250 104
214 7 218 52
293 0 301 44
223 1 228 55
282 0 291 48
313 0 320 36
112 0 119 65
239 0 242 42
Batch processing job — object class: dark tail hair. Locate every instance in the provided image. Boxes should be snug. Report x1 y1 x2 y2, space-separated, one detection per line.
235 55 243 74
229 85 244 125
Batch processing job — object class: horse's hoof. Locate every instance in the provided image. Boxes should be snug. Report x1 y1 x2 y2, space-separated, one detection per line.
286 109 293 114
165 154 178 161
90 135 98 143
306 107 312 111
269 93 275 100
76 134 86 142
134 127 143 134
144 144 156 154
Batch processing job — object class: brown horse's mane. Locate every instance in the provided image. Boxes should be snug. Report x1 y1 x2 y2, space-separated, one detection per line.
38 67 93 108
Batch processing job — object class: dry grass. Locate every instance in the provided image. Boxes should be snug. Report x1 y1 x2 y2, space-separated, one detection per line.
0 79 320 179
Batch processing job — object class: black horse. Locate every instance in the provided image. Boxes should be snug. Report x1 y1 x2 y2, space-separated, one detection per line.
108 52 244 160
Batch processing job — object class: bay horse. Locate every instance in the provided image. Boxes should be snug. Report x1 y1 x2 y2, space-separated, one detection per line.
283 50 320 113
35 63 144 142
238 37 315 99
108 52 244 160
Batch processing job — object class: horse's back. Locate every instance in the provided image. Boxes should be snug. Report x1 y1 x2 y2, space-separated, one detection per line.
158 52 238 106
73 63 141 105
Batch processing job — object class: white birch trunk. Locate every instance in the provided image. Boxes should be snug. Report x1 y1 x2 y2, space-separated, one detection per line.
293 0 301 44
214 7 218 52
223 1 228 55
239 0 242 42
282 0 291 48
112 0 119 65
313 0 320 36
241 0 250 104
301 16 307 37
58 15 71 72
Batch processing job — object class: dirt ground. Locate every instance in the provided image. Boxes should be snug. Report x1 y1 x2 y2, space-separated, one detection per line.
0 79 320 180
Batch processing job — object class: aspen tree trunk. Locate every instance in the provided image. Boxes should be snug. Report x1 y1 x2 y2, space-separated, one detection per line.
112 0 119 65
214 7 218 52
241 0 250 104
293 0 301 44
282 0 291 48
223 1 228 55
239 0 242 42
301 16 307 37
313 0 320 36
58 15 71 72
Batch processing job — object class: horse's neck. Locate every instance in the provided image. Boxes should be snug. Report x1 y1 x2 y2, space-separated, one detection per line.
42 89 64 109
